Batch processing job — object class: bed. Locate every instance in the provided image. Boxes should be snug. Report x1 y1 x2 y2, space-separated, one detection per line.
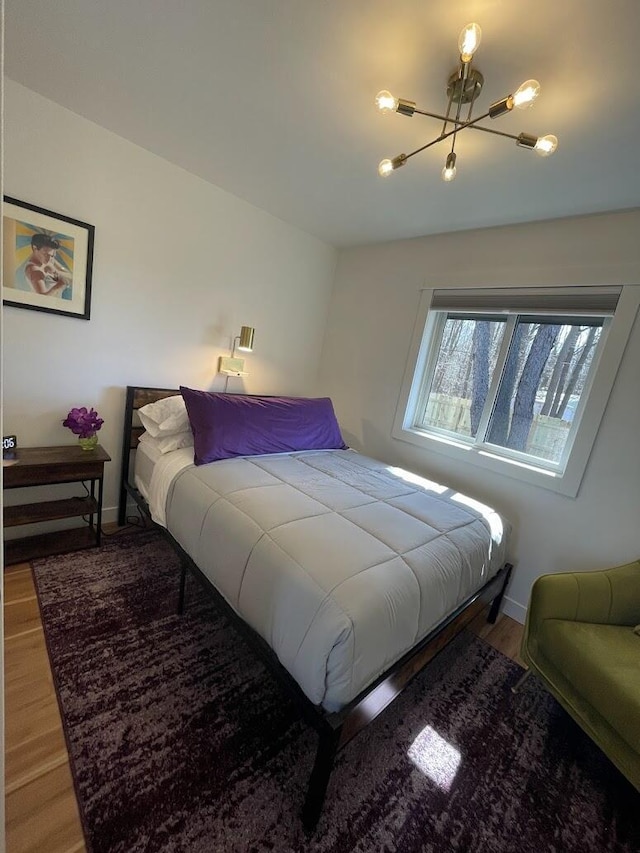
119 385 513 829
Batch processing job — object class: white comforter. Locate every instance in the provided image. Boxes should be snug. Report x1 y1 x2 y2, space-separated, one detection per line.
158 449 508 711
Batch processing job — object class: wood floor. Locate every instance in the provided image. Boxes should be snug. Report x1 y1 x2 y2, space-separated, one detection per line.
4 558 524 853
4 561 86 853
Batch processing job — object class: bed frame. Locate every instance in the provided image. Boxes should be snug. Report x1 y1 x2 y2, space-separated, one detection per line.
119 385 513 831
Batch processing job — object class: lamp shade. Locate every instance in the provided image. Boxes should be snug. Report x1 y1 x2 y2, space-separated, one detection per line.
237 326 255 352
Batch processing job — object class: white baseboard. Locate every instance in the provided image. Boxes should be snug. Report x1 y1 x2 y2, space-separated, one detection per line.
501 595 527 624
103 504 144 526
102 505 120 525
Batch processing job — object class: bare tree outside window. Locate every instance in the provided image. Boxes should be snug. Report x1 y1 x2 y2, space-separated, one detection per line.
418 313 604 466
422 318 505 438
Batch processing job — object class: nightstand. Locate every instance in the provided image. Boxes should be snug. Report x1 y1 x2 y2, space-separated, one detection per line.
3 444 111 565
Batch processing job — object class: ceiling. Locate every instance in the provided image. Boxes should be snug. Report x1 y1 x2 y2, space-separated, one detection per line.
5 0 640 247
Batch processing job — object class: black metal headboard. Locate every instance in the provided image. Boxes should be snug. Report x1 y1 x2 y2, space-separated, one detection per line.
118 385 180 525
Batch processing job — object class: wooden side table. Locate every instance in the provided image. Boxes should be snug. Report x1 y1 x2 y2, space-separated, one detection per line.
3 444 111 565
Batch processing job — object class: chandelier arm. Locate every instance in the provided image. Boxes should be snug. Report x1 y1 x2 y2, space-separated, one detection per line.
451 66 467 131
411 116 521 141
465 100 474 122
449 88 465 157
414 107 488 129
465 76 480 123
468 124 521 141
414 107 464 123
440 89 456 138
403 110 491 161
449 123 459 157
452 67 481 157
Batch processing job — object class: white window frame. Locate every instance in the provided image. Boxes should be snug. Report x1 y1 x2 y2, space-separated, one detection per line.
392 286 640 497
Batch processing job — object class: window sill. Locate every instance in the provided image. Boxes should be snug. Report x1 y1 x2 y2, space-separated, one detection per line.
392 424 578 497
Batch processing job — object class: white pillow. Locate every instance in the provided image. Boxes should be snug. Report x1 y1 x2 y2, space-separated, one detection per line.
138 395 190 437
140 430 194 454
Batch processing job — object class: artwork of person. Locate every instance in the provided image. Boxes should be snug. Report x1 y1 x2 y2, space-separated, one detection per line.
24 233 72 298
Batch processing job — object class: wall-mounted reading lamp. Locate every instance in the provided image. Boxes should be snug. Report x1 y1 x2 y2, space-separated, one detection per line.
218 325 256 378
233 325 255 355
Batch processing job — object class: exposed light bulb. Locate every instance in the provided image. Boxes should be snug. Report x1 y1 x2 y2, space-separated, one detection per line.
378 153 407 177
534 134 558 156
512 79 541 109
458 23 482 62
441 153 457 182
375 90 399 113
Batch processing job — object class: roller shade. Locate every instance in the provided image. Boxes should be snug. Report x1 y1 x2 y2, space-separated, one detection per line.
429 286 622 316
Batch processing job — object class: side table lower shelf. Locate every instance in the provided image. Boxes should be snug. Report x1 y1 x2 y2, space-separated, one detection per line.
5 526 99 565
4 496 98 527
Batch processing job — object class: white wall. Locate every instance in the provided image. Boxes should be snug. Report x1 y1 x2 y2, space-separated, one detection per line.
318 210 640 621
2 80 337 519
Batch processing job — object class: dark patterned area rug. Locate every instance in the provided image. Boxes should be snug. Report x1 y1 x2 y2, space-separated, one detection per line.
33 529 639 853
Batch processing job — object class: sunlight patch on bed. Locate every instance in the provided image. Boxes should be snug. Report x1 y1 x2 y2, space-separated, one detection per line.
407 725 461 792
386 467 448 495
451 492 504 542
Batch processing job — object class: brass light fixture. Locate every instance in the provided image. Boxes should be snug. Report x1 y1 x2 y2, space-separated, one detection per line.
376 22 558 182
218 325 256 378
234 325 255 354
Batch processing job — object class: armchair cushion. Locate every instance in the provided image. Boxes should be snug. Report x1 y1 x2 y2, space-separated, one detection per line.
539 620 640 755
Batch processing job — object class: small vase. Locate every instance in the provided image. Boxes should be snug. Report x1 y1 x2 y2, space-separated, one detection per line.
78 433 98 451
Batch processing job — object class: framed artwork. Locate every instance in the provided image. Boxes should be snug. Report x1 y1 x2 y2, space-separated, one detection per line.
2 196 95 320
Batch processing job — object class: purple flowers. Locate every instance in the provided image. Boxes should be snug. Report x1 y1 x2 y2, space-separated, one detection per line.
63 406 104 439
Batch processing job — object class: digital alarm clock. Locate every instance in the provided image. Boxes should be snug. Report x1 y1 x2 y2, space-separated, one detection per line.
3 435 17 460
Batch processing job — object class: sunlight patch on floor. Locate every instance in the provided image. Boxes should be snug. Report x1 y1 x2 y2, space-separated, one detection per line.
407 725 461 791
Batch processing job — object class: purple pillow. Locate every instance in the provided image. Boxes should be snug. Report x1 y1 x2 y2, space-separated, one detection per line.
180 387 347 465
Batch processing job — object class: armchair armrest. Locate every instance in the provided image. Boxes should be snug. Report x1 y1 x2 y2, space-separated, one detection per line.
522 560 640 665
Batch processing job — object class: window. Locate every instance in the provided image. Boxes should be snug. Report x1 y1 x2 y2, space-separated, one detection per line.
393 286 639 497
418 312 603 469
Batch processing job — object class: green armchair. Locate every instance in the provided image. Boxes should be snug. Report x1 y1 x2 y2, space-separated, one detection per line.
521 560 640 791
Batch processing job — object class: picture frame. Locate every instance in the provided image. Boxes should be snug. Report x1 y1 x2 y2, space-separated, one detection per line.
2 196 95 320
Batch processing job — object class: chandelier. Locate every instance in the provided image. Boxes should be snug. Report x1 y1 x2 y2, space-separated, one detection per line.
376 23 558 182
